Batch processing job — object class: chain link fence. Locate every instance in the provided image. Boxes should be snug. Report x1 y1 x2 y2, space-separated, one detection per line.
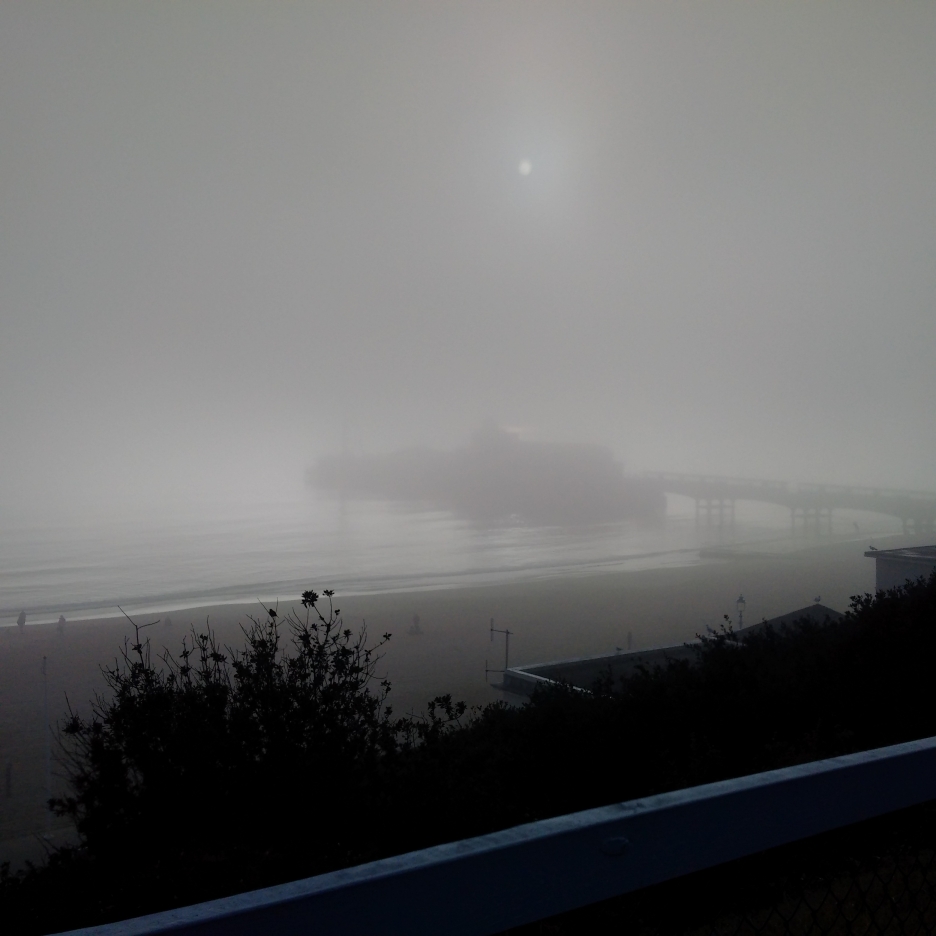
503 801 936 936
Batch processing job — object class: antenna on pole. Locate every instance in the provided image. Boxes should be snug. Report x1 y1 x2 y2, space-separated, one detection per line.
485 618 513 684
42 656 51 837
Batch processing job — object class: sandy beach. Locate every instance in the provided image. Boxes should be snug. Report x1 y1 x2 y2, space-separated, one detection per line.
0 534 895 867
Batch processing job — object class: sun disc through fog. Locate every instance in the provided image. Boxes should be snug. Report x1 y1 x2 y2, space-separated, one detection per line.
518 159 532 176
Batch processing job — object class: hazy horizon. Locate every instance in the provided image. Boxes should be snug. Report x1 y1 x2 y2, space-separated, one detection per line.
4 2 936 518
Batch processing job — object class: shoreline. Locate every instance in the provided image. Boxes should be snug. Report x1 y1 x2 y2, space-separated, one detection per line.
0 544 710 628
0 529 897 630
1 531 902 640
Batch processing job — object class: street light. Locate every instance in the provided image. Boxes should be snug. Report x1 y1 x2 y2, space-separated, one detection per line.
736 594 746 630
485 618 513 684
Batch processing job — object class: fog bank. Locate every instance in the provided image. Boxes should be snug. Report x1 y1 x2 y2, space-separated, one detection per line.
3 2 936 516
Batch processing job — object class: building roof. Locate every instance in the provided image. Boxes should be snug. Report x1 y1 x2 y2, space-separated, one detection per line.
501 604 843 696
864 545 936 563
743 603 843 634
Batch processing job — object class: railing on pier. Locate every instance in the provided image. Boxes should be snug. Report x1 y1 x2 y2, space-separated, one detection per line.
57 735 936 936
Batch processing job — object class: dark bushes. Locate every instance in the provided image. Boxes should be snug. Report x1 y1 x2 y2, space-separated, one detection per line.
5 574 936 933
373 571 936 855
3 592 462 931
56 591 401 882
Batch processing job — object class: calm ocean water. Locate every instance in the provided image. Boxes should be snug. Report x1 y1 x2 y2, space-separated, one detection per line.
0 494 898 627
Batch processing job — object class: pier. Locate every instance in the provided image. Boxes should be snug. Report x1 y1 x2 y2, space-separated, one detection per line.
642 472 936 535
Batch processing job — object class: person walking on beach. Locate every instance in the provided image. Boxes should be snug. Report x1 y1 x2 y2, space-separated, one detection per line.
17 611 26 632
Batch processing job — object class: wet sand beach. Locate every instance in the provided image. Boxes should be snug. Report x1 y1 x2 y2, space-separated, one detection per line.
0 535 893 867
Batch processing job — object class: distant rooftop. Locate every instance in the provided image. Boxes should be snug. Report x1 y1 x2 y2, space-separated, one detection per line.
864 545 936 563
865 544 936 591
501 604 843 697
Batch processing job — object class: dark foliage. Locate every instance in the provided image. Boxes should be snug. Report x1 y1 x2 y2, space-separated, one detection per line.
389 570 936 852
56 592 403 878
5 574 936 933
1 592 463 932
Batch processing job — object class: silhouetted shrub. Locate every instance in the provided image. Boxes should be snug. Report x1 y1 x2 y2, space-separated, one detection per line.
2 591 462 932
372 571 936 855
55 592 402 878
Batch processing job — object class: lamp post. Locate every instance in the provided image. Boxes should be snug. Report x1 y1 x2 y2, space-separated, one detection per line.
43 656 51 835
485 618 513 683
736 595 746 630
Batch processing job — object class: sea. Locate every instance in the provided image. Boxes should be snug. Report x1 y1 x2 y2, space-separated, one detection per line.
0 493 901 628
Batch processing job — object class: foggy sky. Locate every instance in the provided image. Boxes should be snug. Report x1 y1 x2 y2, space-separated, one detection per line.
3 1 936 515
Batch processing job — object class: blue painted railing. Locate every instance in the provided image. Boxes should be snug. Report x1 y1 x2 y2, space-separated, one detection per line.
60 735 936 936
